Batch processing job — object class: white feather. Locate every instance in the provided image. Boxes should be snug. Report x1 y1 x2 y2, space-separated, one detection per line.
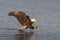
31 19 37 22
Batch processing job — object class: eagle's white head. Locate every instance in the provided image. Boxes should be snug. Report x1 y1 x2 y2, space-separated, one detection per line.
31 19 37 23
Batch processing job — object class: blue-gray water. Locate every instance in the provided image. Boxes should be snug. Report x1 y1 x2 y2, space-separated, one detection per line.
0 0 60 40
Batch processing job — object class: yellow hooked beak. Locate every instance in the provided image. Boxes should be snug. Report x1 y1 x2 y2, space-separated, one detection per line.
31 19 37 23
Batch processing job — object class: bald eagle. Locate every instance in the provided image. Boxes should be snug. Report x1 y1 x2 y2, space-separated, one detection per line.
8 11 37 30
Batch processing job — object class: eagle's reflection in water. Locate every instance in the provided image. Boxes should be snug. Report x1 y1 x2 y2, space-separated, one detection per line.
14 30 35 40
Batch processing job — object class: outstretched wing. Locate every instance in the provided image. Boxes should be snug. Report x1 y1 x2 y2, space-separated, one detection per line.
26 15 31 22
26 15 30 19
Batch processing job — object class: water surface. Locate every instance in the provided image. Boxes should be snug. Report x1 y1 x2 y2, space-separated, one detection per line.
0 0 60 40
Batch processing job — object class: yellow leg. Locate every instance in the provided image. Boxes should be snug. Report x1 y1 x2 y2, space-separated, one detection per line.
34 26 38 29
